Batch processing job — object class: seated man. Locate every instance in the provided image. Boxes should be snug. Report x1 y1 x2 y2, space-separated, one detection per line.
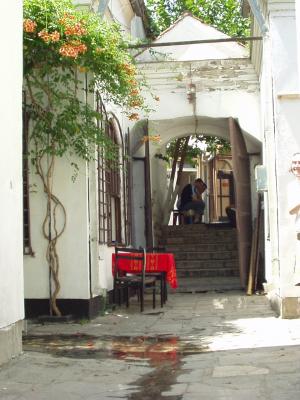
178 178 207 224
225 204 236 227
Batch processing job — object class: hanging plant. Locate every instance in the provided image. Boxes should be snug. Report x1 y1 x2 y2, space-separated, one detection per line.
23 0 149 316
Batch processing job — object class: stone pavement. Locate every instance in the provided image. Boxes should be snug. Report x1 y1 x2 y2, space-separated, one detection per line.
1 291 300 399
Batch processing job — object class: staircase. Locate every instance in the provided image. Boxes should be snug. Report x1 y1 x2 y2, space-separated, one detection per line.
160 223 242 292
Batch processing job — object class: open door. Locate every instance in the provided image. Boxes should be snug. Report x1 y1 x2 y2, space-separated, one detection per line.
229 118 252 288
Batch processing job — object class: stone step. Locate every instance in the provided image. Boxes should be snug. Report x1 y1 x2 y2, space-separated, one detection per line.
166 243 237 252
173 277 242 292
175 259 239 269
162 235 236 245
162 229 237 237
176 268 240 278
174 250 238 261
160 223 240 282
162 223 233 231
162 225 236 235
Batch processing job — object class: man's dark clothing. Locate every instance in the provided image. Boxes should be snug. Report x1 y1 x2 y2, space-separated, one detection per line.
179 184 193 211
179 183 205 215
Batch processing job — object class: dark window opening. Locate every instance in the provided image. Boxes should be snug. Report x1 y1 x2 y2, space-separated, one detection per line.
96 92 131 246
23 92 33 255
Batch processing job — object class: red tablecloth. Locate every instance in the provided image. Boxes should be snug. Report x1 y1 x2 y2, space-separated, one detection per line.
112 253 178 289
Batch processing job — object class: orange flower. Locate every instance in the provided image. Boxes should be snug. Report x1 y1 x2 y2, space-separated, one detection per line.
59 13 75 25
129 99 143 108
38 30 51 43
128 113 139 121
128 79 138 87
59 41 87 58
130 89 139 96
24 19 37 33
151 135 161 142
142 135 161 143
38 30 60 43
65 23 87 36
64 13 75 20
50 31 60 42
121 63 136 75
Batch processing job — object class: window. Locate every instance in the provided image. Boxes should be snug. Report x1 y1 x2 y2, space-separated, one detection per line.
106 119 121 244
96 93 131 245
97 92 110 244
23 92 33 255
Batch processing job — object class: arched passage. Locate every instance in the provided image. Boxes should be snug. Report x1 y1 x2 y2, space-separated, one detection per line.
130 115 262 288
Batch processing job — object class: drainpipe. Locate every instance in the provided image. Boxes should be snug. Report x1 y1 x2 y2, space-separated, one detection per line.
247 0 269 34
98 0 110 15
262 30 281 294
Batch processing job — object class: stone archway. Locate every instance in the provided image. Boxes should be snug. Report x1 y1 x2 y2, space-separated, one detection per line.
144 115 261 288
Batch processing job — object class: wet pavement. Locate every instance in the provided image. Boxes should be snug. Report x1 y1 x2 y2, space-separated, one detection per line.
1 291 300 399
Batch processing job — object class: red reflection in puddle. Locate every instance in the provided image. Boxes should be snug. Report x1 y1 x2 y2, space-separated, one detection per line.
112 337 179 365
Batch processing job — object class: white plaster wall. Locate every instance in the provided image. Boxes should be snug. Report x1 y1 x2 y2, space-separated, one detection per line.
297 0 300 82
138 59 261 144
275 98 300 297
137 14 248 62
0 0 24 328
259 36 280 291
24 157 91 299
150 154 169 231
270 7 300 94
145 91 261 145
105 0 134 34
132 157 146 248
264 2 300 301
98 245 114 292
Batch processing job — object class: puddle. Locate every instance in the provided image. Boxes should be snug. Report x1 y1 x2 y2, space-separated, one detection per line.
23 333 206 359
23 333 208 399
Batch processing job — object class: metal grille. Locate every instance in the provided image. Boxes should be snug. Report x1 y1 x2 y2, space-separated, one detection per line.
97 92 110 244
96 92 132 246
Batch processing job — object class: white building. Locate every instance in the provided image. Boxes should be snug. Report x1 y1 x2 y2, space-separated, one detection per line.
22 0 300 324
131 1 300 317
23 0 149 319
252 0 300 317
0 1 24 364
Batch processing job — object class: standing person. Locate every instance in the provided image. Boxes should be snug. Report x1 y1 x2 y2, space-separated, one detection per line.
178 178 207 224
288 152 300 286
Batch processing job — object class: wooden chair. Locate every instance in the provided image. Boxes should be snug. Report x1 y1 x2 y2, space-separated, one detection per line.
146 247 167 306
172 210 184 225
113 246 156 312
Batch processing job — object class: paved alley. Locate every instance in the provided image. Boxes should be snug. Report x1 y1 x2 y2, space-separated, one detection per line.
1 291 300 399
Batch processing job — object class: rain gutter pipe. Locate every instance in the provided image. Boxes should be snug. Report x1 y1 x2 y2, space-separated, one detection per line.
128 36 262 49
247 0 269 35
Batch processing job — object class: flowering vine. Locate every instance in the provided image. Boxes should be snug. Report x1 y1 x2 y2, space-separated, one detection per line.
23 0 150 316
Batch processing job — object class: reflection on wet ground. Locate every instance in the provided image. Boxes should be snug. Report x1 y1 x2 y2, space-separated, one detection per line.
23 333 207 399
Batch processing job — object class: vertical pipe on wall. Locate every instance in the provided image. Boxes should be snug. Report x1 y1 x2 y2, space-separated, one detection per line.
262 33 280 289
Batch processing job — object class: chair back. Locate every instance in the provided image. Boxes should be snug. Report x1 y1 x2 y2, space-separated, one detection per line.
114 246 146 279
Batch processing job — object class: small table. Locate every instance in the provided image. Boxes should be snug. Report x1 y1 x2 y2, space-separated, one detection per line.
112 252 178 289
